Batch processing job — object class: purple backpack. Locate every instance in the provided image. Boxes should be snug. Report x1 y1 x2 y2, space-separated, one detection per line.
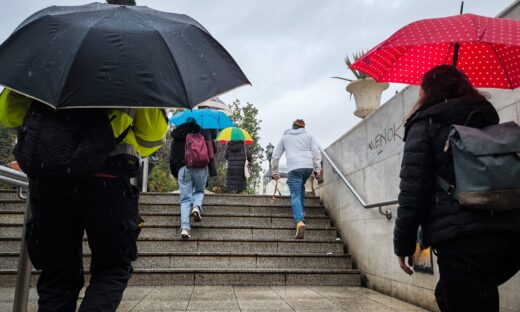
185 133 210 168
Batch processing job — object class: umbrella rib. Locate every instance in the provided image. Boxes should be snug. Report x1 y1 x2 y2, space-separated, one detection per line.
489 44 514 89
56 12 115 107
151 29 191 108
129 10 192 109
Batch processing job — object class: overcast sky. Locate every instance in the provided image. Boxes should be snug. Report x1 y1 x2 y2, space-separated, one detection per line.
1 1 514 158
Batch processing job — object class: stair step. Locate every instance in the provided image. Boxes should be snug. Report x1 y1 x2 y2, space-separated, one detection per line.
0 252 352 270
139 193 322 207
0 268 361 287
0 203 327 217
0 237 344 254
0 225 338 241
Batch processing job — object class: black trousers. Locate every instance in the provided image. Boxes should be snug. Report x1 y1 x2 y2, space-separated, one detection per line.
26 177 140 312
434 232 520 312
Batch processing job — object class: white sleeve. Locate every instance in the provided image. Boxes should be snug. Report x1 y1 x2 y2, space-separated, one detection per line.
310 136 322 170
271 139 285 173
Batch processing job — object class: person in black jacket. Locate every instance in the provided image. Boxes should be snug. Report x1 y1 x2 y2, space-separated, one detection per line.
170 118 214 239
224 140 252 193
394 65 520 312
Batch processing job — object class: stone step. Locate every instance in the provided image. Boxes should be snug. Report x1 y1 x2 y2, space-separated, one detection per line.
139 193 322 207
0 224 338 241
0 212 332 226
0 237 344 254
0 202 327 218
0 252 352 270
0 190 322 207
0 268 361 287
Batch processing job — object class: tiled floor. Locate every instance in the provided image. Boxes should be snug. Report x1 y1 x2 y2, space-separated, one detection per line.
0 286 429 312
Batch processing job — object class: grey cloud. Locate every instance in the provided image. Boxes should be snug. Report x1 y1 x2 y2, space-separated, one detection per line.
0 0 513 157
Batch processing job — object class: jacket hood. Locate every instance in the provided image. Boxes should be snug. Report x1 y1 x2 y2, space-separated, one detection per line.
404 95 499 141
171 122 201 140
284 128 306 135
228 140 245 152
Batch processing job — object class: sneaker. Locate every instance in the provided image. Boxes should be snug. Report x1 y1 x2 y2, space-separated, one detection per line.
295 221 306 239
191 205 202 222
181 229 191 239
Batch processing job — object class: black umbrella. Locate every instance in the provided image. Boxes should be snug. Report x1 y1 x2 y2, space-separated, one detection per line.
0 3 250 109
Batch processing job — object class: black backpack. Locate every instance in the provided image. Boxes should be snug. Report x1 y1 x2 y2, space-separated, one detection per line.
437 121 520 211
14 101 127 178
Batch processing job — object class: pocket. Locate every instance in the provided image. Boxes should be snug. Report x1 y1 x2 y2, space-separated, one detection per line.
25 218 50 270
119 219 141 262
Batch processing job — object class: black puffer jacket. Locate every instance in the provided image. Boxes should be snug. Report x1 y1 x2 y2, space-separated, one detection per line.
225 141 252 192
394 96 520 257
169 123 210 179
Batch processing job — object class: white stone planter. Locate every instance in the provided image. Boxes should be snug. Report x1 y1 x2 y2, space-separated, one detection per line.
346 78 389 118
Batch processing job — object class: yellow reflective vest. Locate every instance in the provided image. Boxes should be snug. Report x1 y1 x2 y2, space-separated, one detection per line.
0 89 168 158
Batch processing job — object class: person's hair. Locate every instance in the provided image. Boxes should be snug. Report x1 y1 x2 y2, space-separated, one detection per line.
410 65 486 116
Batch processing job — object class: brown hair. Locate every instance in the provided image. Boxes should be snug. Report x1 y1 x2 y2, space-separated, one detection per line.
410 65 485 116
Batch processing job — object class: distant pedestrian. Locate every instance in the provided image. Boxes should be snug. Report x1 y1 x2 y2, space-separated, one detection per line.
271 119 322 239
225 140 252 193
170 118 214 239
394 65 520 312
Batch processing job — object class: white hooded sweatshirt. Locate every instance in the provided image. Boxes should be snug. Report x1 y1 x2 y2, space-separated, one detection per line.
271 128 322 173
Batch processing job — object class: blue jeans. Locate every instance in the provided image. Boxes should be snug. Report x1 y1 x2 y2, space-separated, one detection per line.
178 166 208 230
286 168 313 224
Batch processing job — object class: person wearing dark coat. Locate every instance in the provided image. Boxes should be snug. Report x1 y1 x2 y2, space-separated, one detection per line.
170 119 215 239
394 65 520 312
224 140 252 193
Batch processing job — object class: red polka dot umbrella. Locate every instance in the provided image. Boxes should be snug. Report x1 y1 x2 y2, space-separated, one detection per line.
351 13 520 89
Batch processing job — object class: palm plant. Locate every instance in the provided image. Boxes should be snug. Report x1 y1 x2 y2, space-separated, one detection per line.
332 51 368 81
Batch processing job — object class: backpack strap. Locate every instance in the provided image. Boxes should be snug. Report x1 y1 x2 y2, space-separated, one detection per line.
115 125 132 145
435 174 458 200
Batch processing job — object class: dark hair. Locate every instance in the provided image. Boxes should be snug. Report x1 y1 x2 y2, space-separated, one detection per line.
411 65 485 115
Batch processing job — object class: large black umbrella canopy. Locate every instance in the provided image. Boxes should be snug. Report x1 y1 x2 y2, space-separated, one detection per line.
0 3 250 109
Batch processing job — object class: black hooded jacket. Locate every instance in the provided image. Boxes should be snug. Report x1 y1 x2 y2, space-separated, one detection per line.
394 95 520 257
170 123 208 178
225 141 252 192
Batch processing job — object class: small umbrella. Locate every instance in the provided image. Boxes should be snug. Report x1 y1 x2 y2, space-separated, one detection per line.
0 3 250 109
351 13 520 89
169 109 235 129
216 127 253 145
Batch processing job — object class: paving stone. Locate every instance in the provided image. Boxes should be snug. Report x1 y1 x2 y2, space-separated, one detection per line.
132 299 189 311
238 299 293 311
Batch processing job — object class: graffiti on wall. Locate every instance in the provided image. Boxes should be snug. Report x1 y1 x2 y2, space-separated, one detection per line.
367 123 403 155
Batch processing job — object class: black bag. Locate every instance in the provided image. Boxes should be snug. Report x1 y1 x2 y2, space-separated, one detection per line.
14 102 125 178
437 121 520 211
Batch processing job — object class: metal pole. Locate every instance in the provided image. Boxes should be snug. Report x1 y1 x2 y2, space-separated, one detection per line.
141 157 149 193
13 198 32 312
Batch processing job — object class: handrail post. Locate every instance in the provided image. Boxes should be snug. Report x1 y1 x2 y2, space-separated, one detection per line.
141 157 149 193
13 198 32 312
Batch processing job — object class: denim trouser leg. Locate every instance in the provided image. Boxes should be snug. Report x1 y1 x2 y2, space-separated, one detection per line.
287 168 313 224
191 168 208 210
179 166 208 230
179 167 193 230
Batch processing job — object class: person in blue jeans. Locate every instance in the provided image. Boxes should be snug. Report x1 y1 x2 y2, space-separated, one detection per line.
170 118 212 239
271 119 322 239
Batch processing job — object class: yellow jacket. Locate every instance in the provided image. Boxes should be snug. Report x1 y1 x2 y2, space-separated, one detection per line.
0 89 168 158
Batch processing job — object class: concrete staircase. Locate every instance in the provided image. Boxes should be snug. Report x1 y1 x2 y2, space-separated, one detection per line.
0 190 360 286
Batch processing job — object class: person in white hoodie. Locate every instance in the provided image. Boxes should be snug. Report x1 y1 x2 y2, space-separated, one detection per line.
271 119 322 239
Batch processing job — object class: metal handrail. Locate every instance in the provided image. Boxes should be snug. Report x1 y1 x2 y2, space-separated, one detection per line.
0 165 31 312
319 147 396 220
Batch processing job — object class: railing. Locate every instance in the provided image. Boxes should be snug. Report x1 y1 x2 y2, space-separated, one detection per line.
0 165 31 312
319 147 397 220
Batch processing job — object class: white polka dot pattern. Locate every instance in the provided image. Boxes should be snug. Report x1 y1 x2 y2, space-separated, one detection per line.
351 14 520 89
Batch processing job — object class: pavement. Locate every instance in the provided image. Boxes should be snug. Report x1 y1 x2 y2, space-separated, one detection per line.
0 286 429 311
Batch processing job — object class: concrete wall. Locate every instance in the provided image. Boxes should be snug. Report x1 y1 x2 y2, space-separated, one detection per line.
315 85 520 311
